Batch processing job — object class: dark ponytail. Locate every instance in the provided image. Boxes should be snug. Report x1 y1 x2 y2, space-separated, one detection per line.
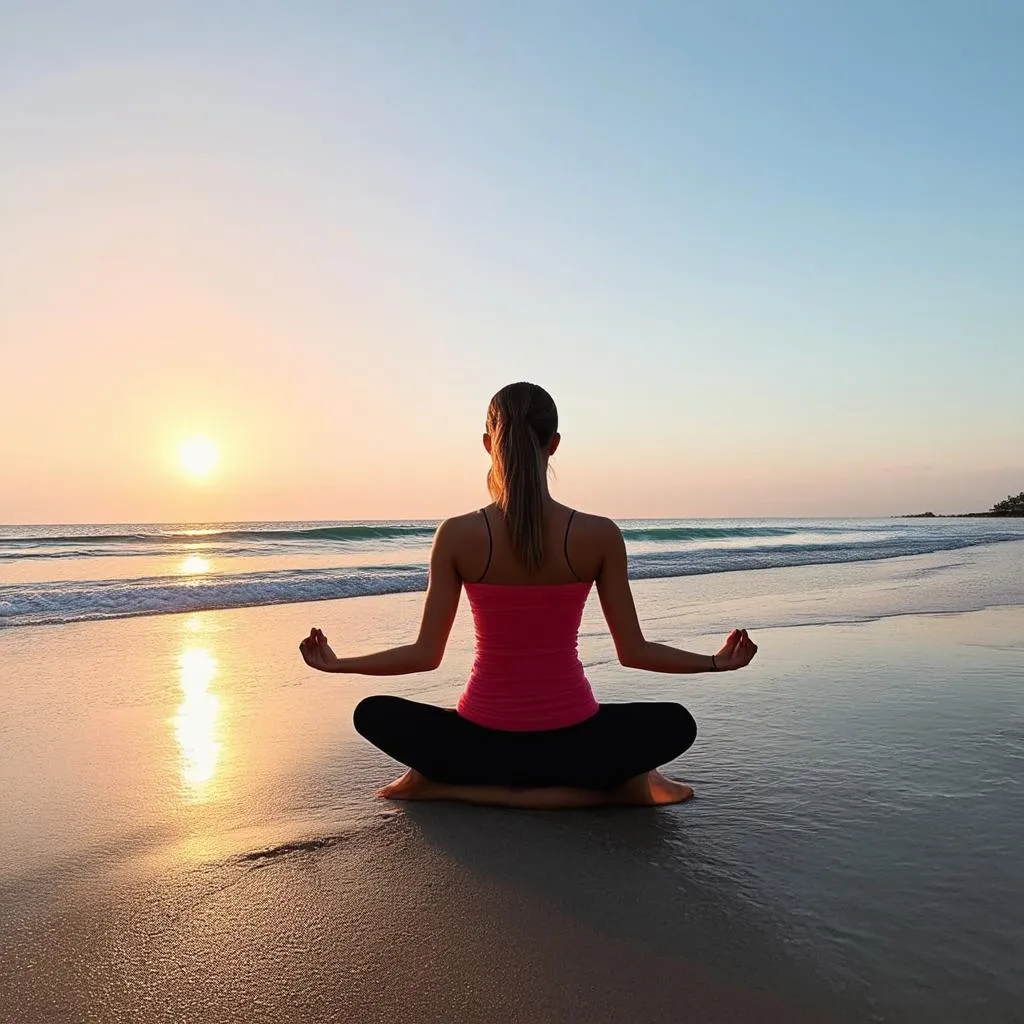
486 382 558 570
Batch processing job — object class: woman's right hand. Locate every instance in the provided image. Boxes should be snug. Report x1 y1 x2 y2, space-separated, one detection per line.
715 629 758 671
299 627 339 672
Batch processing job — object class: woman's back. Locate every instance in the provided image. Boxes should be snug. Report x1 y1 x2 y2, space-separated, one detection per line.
451 502 604 586
455 503 602 730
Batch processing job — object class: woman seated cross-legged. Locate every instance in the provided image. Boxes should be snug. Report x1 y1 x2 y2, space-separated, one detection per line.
299 382 758 808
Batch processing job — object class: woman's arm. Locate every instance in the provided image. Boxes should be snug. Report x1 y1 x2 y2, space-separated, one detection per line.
594 520 757 673
299 519 463 675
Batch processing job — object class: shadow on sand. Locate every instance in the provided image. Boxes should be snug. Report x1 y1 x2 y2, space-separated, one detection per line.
395 799 858 1021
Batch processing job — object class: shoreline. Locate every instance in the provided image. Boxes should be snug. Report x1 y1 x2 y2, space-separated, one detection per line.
5 531 1024 631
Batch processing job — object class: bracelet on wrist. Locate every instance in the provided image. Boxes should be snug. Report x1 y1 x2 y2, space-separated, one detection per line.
711 653 719 671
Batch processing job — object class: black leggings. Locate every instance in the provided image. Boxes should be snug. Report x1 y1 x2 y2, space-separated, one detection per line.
353 696 697 790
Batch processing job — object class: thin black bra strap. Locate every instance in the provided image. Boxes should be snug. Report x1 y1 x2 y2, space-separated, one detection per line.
564 509 582 581
478 508 493 582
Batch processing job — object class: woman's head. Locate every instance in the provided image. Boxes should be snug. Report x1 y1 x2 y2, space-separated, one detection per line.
484 382 560 570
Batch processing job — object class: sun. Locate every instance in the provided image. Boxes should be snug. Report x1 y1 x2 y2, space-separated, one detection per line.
179 437 220 480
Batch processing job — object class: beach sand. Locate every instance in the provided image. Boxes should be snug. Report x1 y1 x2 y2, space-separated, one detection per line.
3 547 1023 1022
4 803 836 1024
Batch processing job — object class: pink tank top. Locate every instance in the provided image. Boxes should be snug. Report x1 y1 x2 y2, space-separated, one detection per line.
456 581 600 731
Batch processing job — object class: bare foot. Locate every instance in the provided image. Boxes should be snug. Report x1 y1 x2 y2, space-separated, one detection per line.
377 769 693 809
645 770 695 804
609 771 694 806
377 769 440 800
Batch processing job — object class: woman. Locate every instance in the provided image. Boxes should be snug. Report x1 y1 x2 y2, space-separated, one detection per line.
299 382 758 808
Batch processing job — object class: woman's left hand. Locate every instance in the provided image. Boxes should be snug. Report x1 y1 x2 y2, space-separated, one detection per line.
299 627 339 672
715 628 759 671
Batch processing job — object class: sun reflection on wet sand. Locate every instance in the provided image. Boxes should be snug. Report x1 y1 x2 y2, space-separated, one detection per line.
174 647 222 800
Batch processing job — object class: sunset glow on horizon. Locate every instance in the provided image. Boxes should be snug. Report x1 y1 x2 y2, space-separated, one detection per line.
2 3 1021 524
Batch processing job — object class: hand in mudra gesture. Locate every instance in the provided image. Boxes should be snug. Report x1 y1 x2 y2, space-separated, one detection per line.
299 627 338 672
715 628 758 671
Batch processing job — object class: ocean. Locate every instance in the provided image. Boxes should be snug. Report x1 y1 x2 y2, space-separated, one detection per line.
3 516 1023 628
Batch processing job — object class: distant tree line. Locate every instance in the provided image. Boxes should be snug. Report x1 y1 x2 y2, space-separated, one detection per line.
990 492 1024 515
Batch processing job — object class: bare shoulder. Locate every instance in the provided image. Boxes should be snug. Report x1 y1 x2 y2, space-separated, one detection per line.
564 510 623 581
434 510 487 543
569 511 622 544
432 510 491 563
434 509 490 581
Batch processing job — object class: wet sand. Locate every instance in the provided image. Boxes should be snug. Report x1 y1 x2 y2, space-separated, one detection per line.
3 802 840 1024
2 549 1023 1022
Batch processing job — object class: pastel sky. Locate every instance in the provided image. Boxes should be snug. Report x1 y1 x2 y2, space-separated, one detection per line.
3 1 1022 523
